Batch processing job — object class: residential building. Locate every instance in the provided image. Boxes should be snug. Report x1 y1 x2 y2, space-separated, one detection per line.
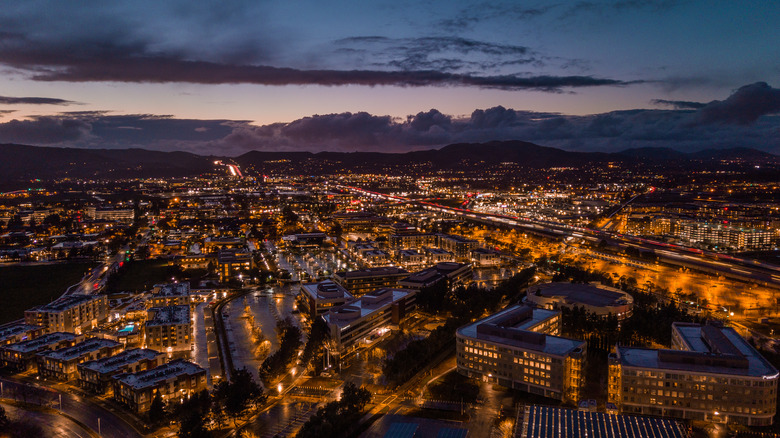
0 332 80 371
437 234 478 260
78 348 165 393
149 282 192 308
456 305 586 403
217 249 253 282
25 294 108 334
144 305 192 352
37 338 122 381
113 359 208 413
0 321 43 346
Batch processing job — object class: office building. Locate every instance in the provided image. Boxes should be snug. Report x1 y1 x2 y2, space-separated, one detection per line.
399 262 473 292
525 282 634 320
298 280 354 320
332 266 409 297
608 321 778 426
456 305 586 403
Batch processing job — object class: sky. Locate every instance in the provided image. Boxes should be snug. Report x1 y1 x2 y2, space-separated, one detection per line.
0 0 778 156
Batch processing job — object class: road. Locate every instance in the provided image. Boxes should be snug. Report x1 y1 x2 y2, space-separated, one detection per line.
0 377 142 438
1 400 94 438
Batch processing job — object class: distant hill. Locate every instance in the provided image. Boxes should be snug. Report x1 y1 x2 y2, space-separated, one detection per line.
0 141 777 182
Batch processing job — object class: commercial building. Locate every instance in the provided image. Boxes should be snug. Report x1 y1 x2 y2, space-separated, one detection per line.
399 262 473 292
144 305 192 352
456 305 586 403
437 234 478 260
37 338 122 381
323 288 417 364
78 348 165 393
471 248 502 267
282 232 327 248
0 321 43 346
332 266 409 297
525 282 634 320
149 282 192 308
298 280 354 320
25 294 108 334
1 332 80 371
113 359 208 413
87 206 135 223
608 321 778 426
217 249 253 282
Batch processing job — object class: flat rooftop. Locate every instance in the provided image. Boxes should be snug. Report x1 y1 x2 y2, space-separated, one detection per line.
300 281 353 301
152 282 190 297
522 405 685 438
146 305 190 326
529 282 632 308
336 266 408 279
79 348 162 375
0 322 40 340
324 288 413 328
617 324 778 378
4 332 77 354
458 305 583 357
29 294 101 313
41 338 120 362
114 359 205 390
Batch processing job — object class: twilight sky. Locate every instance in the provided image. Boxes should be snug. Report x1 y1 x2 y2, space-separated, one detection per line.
0 0 778 155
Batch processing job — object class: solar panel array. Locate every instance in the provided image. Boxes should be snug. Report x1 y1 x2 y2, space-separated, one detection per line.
436 427 468 438
384 422 419 438
524 405 685 438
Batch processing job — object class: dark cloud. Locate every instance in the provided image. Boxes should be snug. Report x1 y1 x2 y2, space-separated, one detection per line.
694 82 780 125
651 99 706 109
0 82 775 156
0 95 77 105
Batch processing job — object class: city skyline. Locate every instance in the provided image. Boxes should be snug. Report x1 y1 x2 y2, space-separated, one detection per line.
0 1 778 155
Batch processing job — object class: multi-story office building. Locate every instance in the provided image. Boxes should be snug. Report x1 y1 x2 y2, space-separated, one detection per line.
0 321 43 346
217 249 253 282
471 248 502 267
323 288 416 365
25 294 108 334
1 332 80 371
37 338 122 381
78 348 165 393
399 262 473 292
149 282 192 308
298 280 354 320
113 359 208 413
525 282 634 320
456 305 586 403
437 234 478 260
87 206 135 223
332 266 409 297
144 305 192 352
608 321 778 426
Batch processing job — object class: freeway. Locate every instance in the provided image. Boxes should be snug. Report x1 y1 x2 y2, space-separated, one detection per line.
339 184 780 290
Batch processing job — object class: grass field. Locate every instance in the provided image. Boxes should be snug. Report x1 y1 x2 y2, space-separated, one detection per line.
0 262 95 325
109 259 177 293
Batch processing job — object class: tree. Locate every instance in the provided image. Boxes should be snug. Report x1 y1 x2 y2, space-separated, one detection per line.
174 390 213 438
149 390 168 426
213 368 266 428
0 405 8 430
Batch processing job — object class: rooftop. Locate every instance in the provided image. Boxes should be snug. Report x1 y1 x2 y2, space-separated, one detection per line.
40 338 121 361
29 294 102 313
616 323 778 378
79 348 162 375
324 288 414 328
457 305 584 357
114 359 205 390
301 280 354 301
335 266 408 279
522 405 685 438
152 282 190 297
146 305 190 327
528 282 633 308
4 332 78 354
0 322 40 340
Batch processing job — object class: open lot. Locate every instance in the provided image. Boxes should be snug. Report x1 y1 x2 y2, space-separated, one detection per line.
0 262 95 324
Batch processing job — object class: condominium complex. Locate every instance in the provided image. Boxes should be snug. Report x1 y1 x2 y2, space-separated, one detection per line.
149 282 192 308
25 294 108 334
0 332 80 371
456 305 586 403
323 288 417 365
113 359 208 413
437 234 479 260
37 337 122 381
608 321 778 426
144 305 192 352
298 280 354 320
78 348 165 393
0 321 43 346
332 266 409 297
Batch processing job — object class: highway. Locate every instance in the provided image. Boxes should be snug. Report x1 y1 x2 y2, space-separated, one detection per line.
338 184 780 291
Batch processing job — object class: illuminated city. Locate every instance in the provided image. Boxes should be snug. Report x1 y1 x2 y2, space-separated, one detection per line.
0 2 779 438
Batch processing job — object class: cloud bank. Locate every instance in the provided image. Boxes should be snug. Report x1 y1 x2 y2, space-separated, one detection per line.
0 82 778 155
